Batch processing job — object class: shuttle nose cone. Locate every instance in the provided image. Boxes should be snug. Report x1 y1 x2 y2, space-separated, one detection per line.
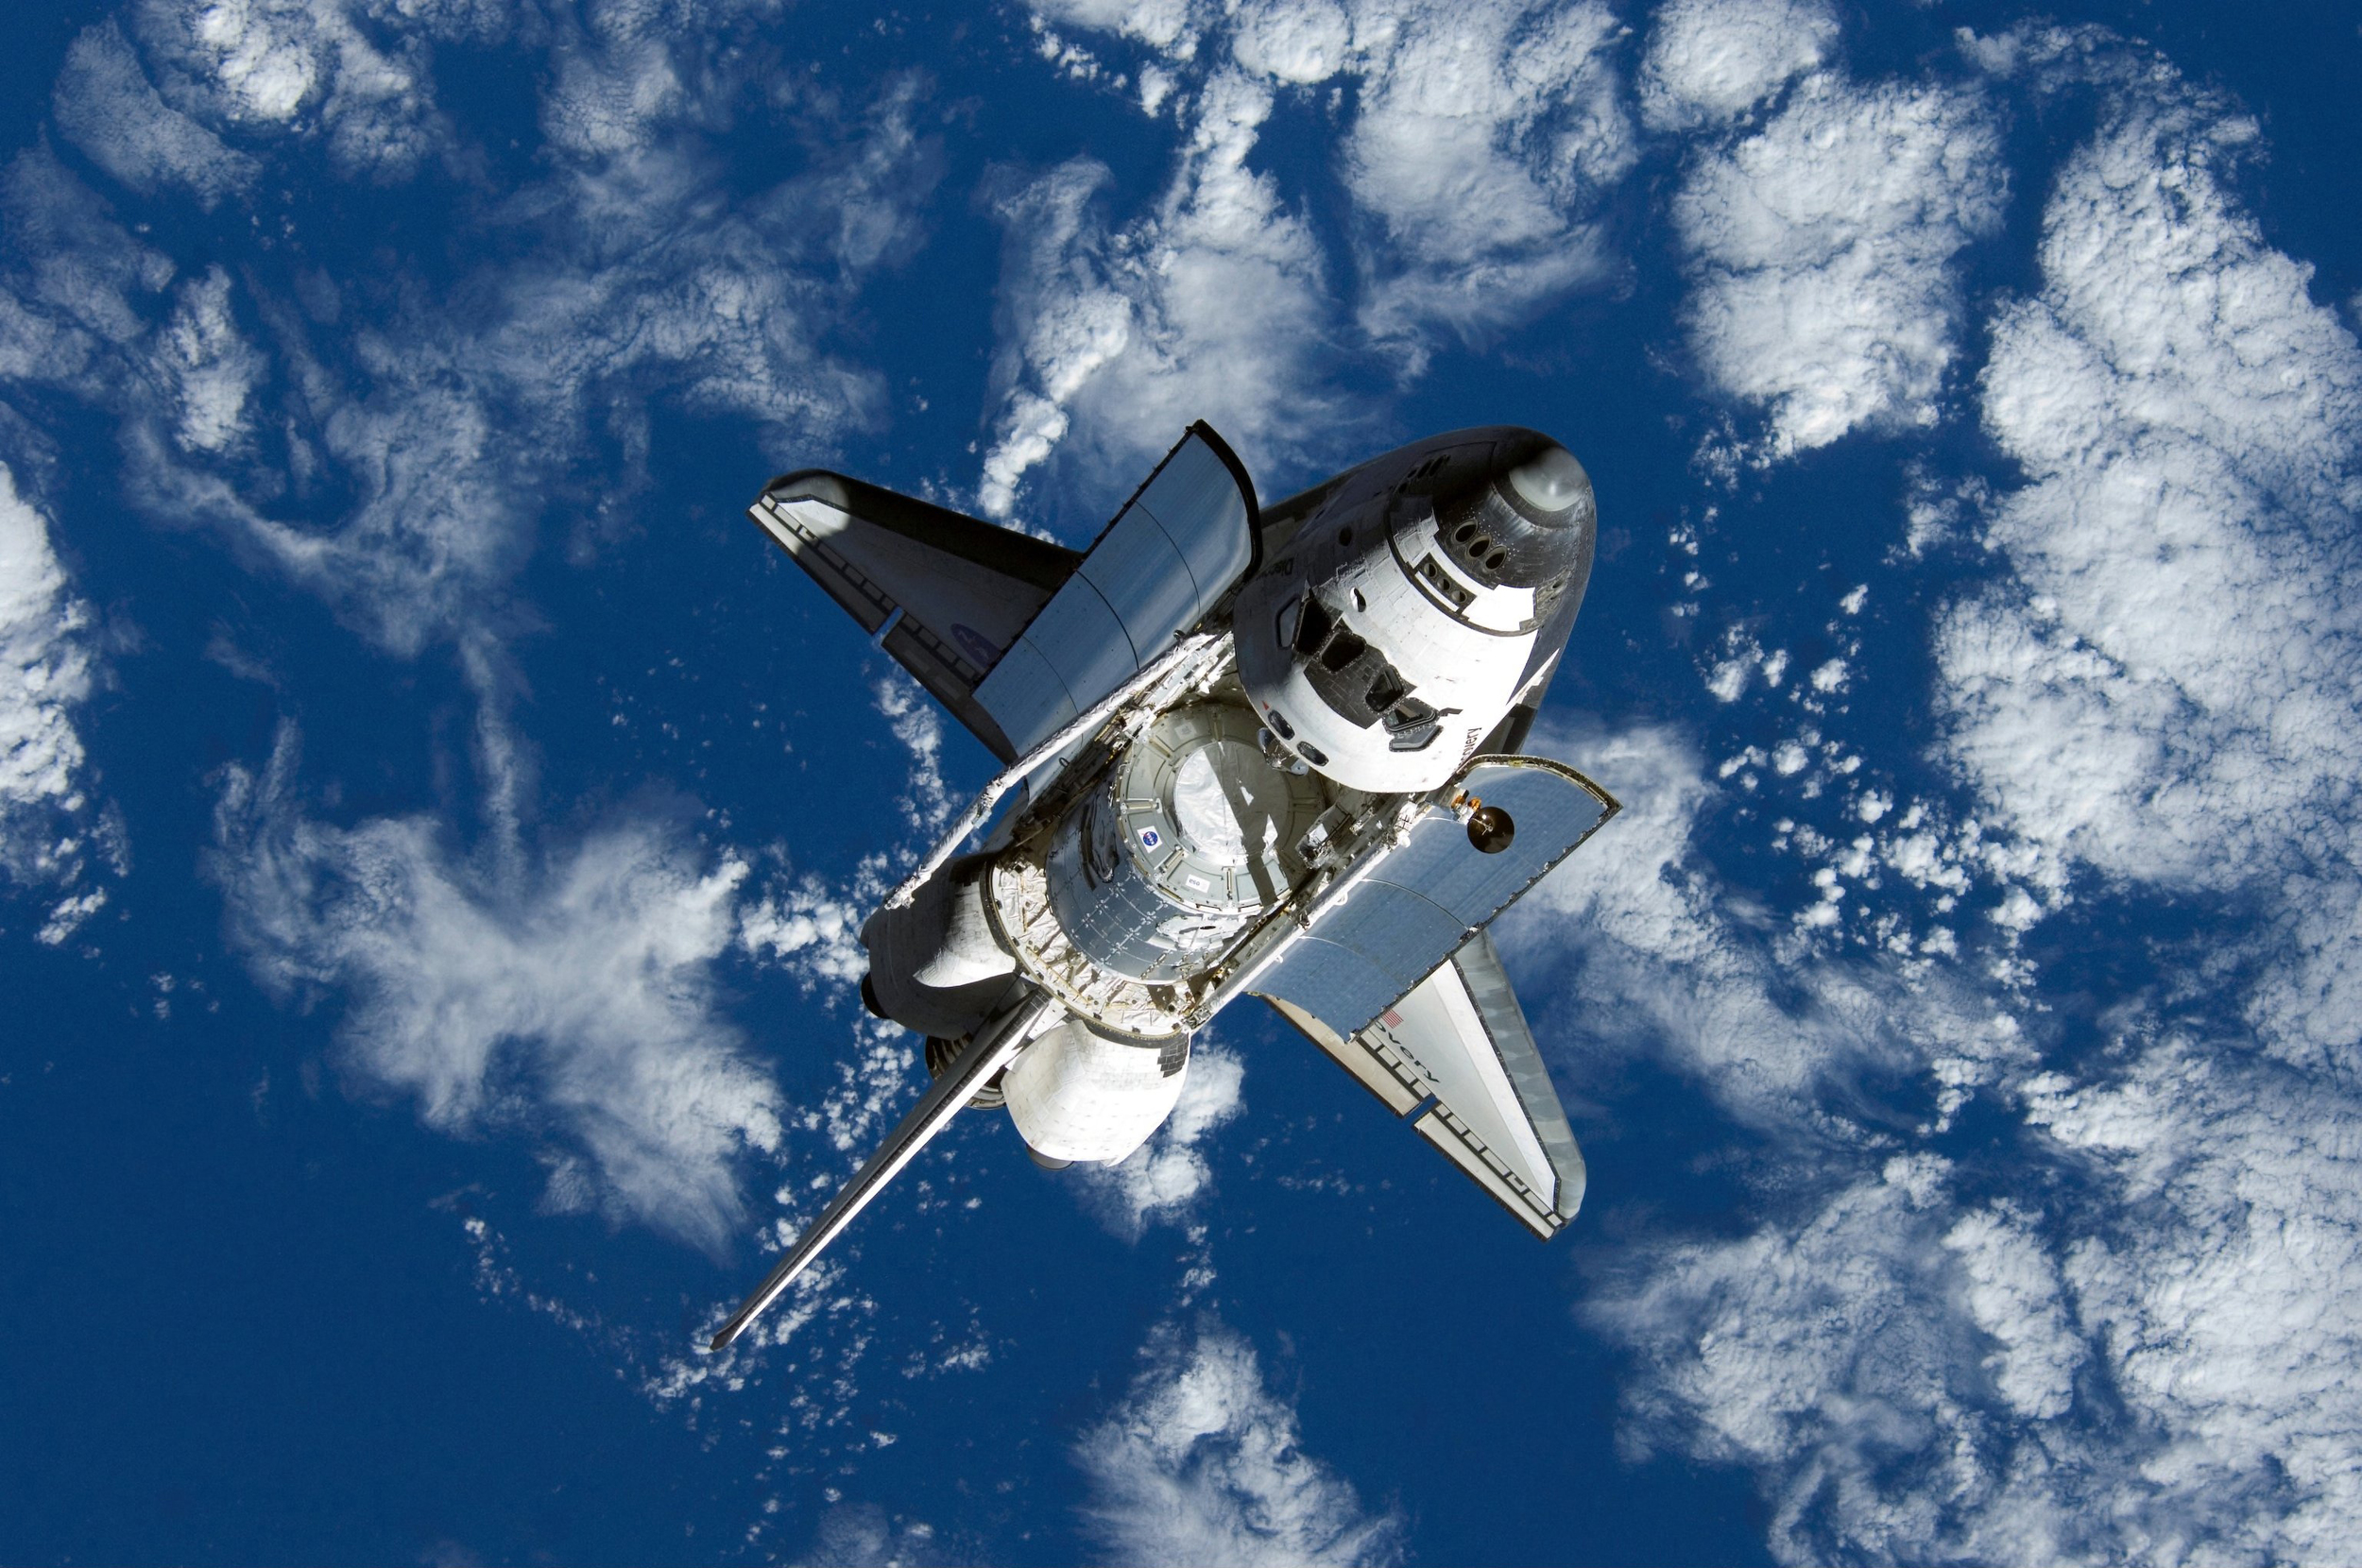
1432 436 1595 591
1504 443 1590 518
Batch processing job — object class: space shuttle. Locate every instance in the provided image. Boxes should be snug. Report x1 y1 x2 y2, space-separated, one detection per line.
711 424 1619 1350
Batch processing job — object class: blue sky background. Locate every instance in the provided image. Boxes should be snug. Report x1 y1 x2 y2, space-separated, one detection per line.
2 1 2359 1562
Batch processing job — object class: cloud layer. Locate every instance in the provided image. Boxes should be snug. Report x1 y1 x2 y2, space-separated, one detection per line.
1078 1321 1401 1566
1533 40 2362 1564
984 0 1641 515
214 725 785 1252
0 458 118 945
1670 63 2005 457
1637 0 1838 131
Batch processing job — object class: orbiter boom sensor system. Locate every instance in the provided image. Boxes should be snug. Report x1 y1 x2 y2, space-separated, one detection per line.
711 424 1619 1350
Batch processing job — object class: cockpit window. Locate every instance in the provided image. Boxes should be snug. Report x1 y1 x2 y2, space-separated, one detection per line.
1285 592 1446 749
1317 625 1366 673
1291 594 1333 656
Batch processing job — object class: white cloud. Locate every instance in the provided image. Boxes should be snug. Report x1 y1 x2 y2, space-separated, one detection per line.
1229 0 1350 84
1671 72 2006 456
0 465 95 834
1524 52 2362 1561
1833 67 2362 1559
1030 0 1200 56
127 0 498 178
1077 1321 1401 1567
979 72 1345 516
160 266 263 452
0 461 113 917
873 674 952 833
1636 0 1837 131
1589 1155 2075 1564
53 21 259 205
1940 1203 2080 1421
988 0 1639 507
1586 1023 2362 1564
212 724 786 1253
6 72 933 657
540 33 690 159
1340 0 1635 354
793 1504 950 1568
739 876 867 993
0 146 177 388
1939 88 2362 912
2024 1041 2362 1563
1081 1039 1244 1237
1507 722 2017 1134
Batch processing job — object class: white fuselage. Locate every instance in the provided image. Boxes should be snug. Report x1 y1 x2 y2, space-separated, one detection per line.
870 428 1596 1167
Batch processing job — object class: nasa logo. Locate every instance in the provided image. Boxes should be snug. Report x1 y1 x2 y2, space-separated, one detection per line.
950 622 999 668
1139 827 1162 849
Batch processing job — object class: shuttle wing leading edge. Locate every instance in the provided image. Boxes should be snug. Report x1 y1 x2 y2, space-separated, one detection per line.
750 470 1082 764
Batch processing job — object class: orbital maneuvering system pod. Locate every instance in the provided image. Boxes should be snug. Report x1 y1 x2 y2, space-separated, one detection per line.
711 423 1620 1349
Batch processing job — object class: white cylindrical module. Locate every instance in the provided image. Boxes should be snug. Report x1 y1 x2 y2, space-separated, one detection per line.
1043 702 1325 982
1002 1017 1190 1165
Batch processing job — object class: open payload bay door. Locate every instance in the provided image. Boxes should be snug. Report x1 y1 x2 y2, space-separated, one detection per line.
750 471 1083 764
1252 754 1616 1236
1268 933 1584 1236
972 422 1259 758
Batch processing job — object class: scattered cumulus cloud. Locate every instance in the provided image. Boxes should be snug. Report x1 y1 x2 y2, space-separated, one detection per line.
1636 0 1838 131
987 0 1643 513
125 0 502 179
793 1504 952 1568
211 723 785 1253
1078 1321 1402 1567
1527 47 2362 1561
1585 1020 2362 1563
4 70 935 657
2020 1040 2362 1563
1940 79 2362 915
52 20 259 205
873 674 953 833
739 875 867 993
1671 70 2007 457
1079 1039 1244 1237
1339 0 1635 356
979 71 1344 520
1030 0 1199 58
0 459 116 939
159 265 264 453
1228 0 1350 84
0 464 97 847
1587 1153 2089 1564
1508 721 2017 1135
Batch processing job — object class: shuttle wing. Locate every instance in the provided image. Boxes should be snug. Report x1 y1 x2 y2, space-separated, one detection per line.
1252 756 1616 1040
1251 754 1615 1236
972 423 1260 757
1266 933 1585 1236
750 471 1083 763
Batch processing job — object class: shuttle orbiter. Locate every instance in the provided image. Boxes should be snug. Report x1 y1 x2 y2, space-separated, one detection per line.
712 424 1618 1349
